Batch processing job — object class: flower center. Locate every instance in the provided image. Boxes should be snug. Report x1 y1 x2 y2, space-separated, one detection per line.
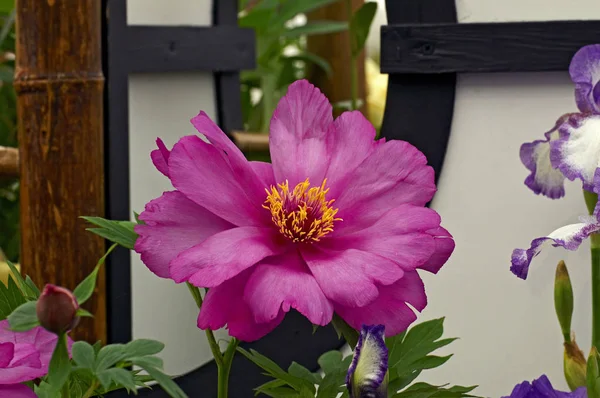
263 178 341 243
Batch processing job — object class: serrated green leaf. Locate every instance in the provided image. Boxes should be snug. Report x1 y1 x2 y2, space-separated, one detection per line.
139 366 188 398
288 361 321 386
73 243 117 305
7 300 39 331
72 341 96 369
47 334 71 393
282 21 348 38
95 344 127 372
349 2 377 57
317 350 343 374
81 216 138 250
97 367 137 392
0 274 25 320
124 338 165 358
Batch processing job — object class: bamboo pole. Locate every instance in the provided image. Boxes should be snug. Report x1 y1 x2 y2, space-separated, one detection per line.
307 0 367 116
14 1 106 343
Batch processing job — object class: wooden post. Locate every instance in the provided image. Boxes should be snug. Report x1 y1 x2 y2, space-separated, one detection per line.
14 1 106 343
307 0 367 116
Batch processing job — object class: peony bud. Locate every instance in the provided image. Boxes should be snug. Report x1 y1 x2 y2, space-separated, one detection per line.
564 338 587 391
555 260 574 342
347 325 388 398
36 284 79 334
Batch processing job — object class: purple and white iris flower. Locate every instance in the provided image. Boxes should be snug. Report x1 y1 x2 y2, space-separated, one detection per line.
346 325 388 398
512 44 600 279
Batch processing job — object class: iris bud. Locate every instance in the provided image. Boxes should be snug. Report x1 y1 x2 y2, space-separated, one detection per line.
554 260 574 342
36 284 79 334
564 338 587 391
347 325 388 398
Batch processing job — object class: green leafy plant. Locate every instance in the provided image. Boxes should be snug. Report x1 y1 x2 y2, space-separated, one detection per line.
1 248 186 397
240 317 478 397
239 0 347 134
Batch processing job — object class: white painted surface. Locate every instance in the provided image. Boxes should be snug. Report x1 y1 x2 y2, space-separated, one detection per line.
127 0 225 376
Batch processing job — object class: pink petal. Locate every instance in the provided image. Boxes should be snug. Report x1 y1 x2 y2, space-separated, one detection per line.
9 344 41 368
170 226 288 287
301 246 404 307
420 226 455 274
134 191 233 278
269 80 333 187
332 205 440 271
0 384 37 398
150 138 171 177
250 161 276 188
324 111 377 194
168 135 269 226
334 140 436 231
335 271 427 336
198 270 285 342
0 343 13 367
244 252 334 326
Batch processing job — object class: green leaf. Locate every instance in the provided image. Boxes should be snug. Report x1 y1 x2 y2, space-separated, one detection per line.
282 21 348 38
4 259 33 298
0 0 13 14
0 274 25 320
95 344 127 372
7 300 39 331
76 308 94 318
317 350 343 374
24 275 41 298
130 355 164 369
35 381 61 398
73 242 117 305
284 52 332 76
288 361 321 385
81 216 138 250
316 366 348 398
394 382 478 398
47 334 72 392
140 365 188 398
349 1 377 56
124 338 165 358
272 0 341 29
72 341 96 369
97 367 137 392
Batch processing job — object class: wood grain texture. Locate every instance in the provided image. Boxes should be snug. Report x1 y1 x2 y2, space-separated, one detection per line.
307 0 367 116
381 20 600 74
127 26 255 74
15 0 106 343
380 0 456 183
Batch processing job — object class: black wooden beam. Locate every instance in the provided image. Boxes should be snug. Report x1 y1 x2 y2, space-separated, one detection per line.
381 20 600 74
380 0 457 184
127 26 255 74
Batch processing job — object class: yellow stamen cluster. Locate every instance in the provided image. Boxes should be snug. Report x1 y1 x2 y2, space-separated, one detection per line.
263 178 341 243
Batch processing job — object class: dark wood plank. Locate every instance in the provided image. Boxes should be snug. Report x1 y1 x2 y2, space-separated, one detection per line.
15 0 106 343
381 0 456 183
103 0 133 347
381 20 600 74
127 26 255 74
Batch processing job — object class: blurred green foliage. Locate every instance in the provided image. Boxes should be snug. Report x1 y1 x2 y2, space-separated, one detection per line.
0 4 19 263
238 0 347 134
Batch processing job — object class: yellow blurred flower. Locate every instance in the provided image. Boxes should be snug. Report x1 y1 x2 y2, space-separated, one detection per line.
365 57 388 130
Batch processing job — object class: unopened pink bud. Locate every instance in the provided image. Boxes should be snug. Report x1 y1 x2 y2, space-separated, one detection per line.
36 284 79 334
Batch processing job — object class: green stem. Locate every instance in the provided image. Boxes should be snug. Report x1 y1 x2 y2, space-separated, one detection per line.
592 236 600 351
218 338 240 398
345 0 358 111
185 282 239 398
82 380 99 398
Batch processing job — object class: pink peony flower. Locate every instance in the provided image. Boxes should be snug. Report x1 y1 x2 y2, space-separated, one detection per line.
0 319 73 386
135 80 454 341
0 384 36 397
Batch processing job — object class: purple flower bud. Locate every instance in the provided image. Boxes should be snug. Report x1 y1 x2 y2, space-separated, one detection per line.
36 284 79 334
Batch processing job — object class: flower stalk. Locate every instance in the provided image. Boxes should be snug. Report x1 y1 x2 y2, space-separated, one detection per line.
186 282 238 398
584 190 600 351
